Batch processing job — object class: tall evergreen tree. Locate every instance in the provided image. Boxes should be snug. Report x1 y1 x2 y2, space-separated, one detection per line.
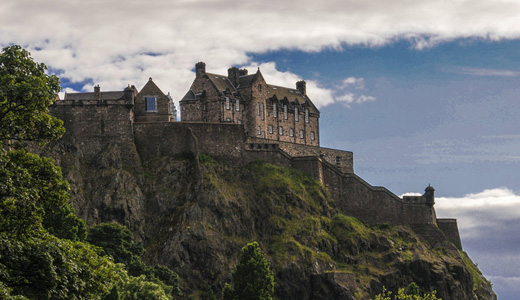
223 242 275 300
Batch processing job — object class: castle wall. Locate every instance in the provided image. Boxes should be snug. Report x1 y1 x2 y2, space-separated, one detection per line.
321 161 436 225
133 122 246 163
49 100 137 164
437 219 463 250
247 137 353 173
49 101 440 228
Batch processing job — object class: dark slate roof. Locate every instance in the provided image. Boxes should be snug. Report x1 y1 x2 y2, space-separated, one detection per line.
267 85 319 114
181 90 197 101
206 73 235 92
64 91 125 101
238 74 256 88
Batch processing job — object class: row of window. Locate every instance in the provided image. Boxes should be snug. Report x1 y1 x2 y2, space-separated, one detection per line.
225 97 240 111
260 125 315 140
261 103 310 123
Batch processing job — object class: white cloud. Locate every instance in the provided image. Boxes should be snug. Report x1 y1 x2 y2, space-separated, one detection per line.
240 62 373 108
2 0 520 106
435 188 520 238
444 66 520 77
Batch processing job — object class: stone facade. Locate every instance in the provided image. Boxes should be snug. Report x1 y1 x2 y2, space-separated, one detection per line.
180 62 320 146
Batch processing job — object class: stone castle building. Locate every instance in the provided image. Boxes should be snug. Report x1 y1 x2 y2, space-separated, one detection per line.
180 62 319 146
51 63 462 251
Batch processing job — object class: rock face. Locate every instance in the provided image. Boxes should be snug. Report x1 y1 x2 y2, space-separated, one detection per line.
42 137 496 300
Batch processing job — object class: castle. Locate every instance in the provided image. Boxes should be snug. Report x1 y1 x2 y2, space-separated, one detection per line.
52 62 462 250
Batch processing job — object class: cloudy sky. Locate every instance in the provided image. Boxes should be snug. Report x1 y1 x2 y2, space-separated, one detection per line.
2 0 519 298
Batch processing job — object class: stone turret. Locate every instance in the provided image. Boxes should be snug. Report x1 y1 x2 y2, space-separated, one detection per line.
424 185 435 205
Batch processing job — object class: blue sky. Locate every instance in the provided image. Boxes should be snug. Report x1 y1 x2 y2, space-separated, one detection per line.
2 0 520 298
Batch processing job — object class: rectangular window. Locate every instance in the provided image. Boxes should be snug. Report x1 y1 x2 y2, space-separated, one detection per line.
258 126 261 135
226 97 230 110
295 107 299 121
261 103 265 120
305 108 309 123
311 131 315 141
268 125 273 134
279 126 283 136
300 130 304 139
238 119 242 124
236 99 240 111
273 103 278 118
284 104 288 120
289 128 294 137
145 96 157 112
258 103 261 116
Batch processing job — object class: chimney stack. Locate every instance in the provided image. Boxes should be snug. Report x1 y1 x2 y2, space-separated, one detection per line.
94 85 101 100
296 80 306 96
195 62 206 78
228 67 240 87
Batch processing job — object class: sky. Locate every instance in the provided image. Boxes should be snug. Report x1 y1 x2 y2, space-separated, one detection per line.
1 0 519 298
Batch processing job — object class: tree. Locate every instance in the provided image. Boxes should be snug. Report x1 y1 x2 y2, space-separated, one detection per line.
0 45 64 148
88 222 181 297
223 242 275 300
373 283 441 300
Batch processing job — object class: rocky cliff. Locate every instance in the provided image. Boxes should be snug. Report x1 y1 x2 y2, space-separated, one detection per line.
42 136 496 300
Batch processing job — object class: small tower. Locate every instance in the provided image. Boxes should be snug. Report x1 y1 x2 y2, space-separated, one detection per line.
424 185 435 206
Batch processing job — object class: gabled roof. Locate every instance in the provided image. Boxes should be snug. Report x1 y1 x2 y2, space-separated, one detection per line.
64 91 125 101
138 77 166 97
206 73 236 92
181 90 199 101
267 85 319 114
238 74 256 88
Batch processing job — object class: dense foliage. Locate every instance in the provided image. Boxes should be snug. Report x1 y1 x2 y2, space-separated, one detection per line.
0 45 64 148
0 45 179 300
222 242 275 300
373 283 441 300
88 223 181 297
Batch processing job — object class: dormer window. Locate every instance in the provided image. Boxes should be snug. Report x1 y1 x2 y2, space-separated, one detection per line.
295 107 299 121
305 108 309 123
273 103 278 118
145 96 157 112
236 99 240 111
284 104 288 120
226 97 230 110
258 84 262 92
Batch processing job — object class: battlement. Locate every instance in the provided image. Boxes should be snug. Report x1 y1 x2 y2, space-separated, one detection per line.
52 99 132 106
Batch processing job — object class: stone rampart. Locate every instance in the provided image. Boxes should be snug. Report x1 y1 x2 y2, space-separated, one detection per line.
320 160 437 225
49 100 138 168
437 219 463 250
49 104 442 228
247 137 353 173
